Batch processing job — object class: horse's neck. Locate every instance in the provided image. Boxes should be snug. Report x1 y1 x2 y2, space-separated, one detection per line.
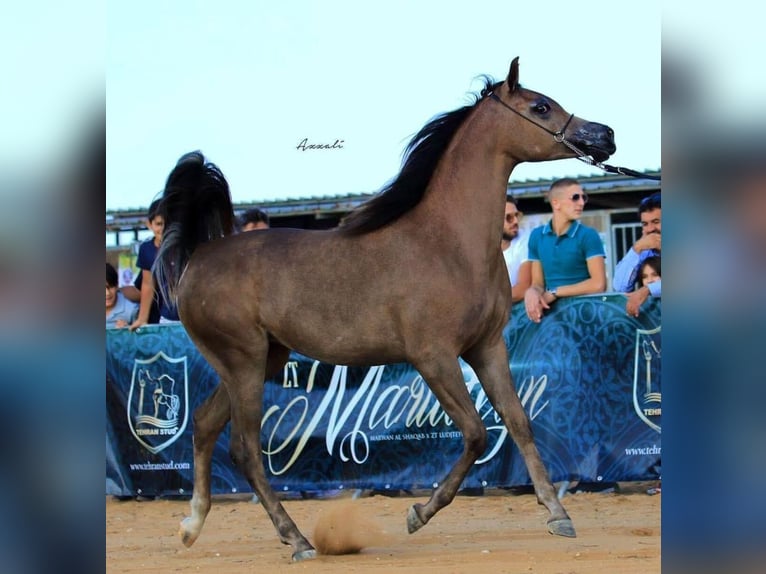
416 105 517 259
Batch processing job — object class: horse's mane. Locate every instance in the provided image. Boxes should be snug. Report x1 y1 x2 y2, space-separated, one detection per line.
339 76 503 235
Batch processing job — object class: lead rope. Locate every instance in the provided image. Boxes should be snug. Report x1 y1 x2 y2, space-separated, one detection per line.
560 138 661 181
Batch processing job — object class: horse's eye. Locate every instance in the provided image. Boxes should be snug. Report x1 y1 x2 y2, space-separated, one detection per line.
533 102 551 115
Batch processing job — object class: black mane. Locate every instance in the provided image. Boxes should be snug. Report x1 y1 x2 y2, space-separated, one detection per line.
340 76 502 235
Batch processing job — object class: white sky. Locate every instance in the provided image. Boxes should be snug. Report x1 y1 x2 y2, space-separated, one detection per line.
104 1 661 211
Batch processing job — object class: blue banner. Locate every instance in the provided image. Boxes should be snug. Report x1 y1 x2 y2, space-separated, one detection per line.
106 294 661 497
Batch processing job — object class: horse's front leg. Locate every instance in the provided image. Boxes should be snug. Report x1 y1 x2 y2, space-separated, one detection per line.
224 352 316 562
463 339 576 537
406 356 487 534
179 384 231 547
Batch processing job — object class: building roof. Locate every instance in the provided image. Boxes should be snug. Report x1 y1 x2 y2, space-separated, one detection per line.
106 169 660 232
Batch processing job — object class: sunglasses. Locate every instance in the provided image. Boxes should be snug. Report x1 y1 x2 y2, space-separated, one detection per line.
568 193 588 203
505 212 523 222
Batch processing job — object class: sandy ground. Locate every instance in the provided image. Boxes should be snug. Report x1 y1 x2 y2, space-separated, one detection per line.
106 484 660 574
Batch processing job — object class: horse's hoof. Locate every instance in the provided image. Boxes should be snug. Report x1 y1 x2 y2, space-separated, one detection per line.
292 548 317 562
547 518 577 538
179 518 198 547
407 505 426 534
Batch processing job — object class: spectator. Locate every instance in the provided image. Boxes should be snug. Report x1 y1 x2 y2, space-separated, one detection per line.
106 262 138 328
501 195 531 303
524 178 607 323
613 192 661 317
636 255 661 290
238 208 270 232
128 199 179 330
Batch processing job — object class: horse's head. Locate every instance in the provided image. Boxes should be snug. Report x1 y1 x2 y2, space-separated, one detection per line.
489 57 616 163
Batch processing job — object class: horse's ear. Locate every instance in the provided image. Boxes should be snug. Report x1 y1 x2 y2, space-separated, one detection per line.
506 57 520 93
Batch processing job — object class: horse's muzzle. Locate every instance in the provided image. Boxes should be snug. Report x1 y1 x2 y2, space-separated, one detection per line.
571 122 616 162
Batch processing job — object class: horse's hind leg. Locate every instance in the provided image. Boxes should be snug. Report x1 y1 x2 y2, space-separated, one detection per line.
406 356 488 534
222 343 316 562
463 340 576 537
179 384 231 547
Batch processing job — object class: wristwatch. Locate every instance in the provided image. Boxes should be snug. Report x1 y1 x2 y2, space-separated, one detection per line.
549 288 558 299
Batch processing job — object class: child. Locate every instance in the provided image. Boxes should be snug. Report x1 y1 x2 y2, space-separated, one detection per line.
635 255 661 290
106 262 138 328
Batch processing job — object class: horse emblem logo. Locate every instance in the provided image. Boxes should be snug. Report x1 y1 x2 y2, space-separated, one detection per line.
128 351 189 453
632 326 661 433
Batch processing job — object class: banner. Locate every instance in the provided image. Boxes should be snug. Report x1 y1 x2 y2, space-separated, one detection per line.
106 294 661 497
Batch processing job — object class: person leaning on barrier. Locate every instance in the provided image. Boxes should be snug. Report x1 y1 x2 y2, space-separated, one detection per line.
128 198 179 330
612 192 661 317
501 195 531 303
524 178 606 323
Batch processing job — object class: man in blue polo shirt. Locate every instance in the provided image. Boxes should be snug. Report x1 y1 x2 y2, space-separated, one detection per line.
524 178 607 323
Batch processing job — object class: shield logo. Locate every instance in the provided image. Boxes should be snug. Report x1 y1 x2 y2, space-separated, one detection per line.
127 351 189 454
632 325 661 433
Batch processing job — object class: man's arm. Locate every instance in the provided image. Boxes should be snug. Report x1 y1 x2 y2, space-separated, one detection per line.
524 260 550 323
626 278 660 317
511 260 531 303
128 270 155 331
612 249 640 292
551 255 607 298
121 284 141 302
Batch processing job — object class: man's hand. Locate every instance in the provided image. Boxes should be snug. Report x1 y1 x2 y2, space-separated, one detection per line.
524 287 551 324
128 318 148 332
626 286 650 317
634 232 661 253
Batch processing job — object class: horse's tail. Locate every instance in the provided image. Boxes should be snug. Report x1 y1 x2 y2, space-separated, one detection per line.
154 150 234 307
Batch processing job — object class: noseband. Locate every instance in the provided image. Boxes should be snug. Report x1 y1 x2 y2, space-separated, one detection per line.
487 92 660 181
